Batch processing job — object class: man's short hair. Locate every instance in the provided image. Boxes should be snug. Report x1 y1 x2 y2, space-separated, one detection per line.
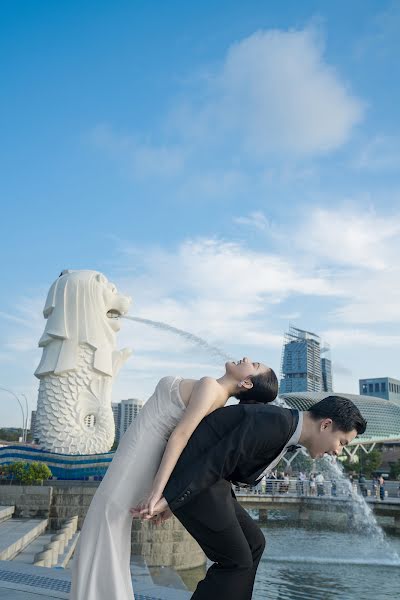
309 396 367 435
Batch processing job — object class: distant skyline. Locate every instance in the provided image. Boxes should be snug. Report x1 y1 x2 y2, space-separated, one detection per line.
1 1 400 426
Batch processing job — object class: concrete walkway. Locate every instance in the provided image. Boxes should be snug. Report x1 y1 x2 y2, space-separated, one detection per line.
0 560 191 600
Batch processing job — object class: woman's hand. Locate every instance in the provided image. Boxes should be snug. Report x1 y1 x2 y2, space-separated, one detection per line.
141 489 163 518
130 496 168 520
129 489 162 518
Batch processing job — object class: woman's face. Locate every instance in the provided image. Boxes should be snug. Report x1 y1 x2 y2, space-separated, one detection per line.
225 357 270 381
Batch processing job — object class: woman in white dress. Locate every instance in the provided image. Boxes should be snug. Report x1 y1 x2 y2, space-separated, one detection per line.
70 358 278 600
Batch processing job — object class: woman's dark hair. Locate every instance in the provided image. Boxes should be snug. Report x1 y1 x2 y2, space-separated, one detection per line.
309 396 367 435
235 368 279 404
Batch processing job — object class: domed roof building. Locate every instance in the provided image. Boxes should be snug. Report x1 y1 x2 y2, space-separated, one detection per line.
279 392 400 453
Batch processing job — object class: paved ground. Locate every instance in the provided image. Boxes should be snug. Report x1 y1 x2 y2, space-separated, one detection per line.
0 559 191 600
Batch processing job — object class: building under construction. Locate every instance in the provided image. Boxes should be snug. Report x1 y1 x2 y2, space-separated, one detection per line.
279 325 333 394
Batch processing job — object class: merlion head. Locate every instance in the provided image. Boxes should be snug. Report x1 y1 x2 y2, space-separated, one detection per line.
34 270 132 378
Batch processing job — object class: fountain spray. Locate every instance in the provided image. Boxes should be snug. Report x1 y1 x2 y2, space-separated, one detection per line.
121 314 234 362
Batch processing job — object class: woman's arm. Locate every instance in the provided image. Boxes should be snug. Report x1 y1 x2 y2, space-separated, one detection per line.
137 377 222 516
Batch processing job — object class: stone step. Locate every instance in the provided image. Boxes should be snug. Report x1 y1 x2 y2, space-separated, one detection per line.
0 506 14 524
13 529 80 569
0 518 48 561
12 533 54 564
55 532 80 568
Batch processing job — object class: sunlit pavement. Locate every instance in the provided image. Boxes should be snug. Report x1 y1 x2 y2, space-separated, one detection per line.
0 560 191 600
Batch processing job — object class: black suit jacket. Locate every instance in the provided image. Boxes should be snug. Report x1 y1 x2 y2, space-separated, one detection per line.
164 403 299 511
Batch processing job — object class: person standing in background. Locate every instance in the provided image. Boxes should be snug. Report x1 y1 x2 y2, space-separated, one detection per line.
379 475 385 501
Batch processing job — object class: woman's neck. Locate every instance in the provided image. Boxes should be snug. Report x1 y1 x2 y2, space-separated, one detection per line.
216 373 240 398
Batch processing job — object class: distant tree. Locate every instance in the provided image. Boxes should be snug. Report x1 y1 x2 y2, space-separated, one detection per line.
341 447 383 478
285 452 313 474
0 428 22 442
389 459 400 480
360 448 383 478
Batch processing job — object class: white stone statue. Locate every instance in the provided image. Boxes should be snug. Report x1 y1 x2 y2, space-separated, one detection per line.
34 270 132 454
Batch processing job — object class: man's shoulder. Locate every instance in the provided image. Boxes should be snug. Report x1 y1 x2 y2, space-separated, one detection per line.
208 403 295 428
241 403 295 421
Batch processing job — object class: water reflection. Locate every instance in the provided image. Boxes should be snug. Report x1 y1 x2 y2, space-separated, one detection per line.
255 525 400 600
257 559 399 600
187 524 400 599
266 565 346 600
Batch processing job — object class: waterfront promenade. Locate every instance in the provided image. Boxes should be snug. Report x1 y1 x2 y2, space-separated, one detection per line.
1 479 399 599
0 558 191 600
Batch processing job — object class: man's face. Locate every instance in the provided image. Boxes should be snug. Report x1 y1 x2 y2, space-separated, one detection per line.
308 419 358 459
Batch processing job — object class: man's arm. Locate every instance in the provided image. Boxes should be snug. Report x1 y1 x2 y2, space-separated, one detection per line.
163 421 249 511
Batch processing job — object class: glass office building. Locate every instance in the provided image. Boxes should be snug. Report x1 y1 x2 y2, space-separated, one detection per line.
280 326 333 393
321 357 333 392
359 377 400 406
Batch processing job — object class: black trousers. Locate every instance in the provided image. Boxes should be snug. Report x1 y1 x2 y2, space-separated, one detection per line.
173 480 266 600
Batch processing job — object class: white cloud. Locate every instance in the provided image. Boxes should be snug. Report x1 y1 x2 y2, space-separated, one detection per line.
3 203 400 423
117 238 338 322
321 329 400 348
174 28 363 157
294 206 400 270
89 27 364 188
232 205 400 327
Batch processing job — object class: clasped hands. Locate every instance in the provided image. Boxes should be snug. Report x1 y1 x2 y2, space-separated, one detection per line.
130 493 171 525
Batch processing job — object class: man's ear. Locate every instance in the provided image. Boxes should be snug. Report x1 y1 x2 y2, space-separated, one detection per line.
320 418 333 431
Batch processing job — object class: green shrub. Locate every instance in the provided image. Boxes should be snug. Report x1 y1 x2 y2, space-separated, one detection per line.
4 461 52 484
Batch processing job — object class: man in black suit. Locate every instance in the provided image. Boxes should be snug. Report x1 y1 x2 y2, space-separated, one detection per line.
146 396 367 599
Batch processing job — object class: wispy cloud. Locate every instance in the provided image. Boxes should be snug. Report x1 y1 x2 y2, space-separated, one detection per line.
294 206 400 270
89 123 186 179
322 328 400 348
233 211 273 232
354 2 400 60
353 135 400 171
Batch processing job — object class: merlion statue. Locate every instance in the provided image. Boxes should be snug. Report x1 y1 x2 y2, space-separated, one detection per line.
34 270 132 454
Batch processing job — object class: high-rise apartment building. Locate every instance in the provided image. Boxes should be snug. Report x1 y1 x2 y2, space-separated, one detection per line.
111 402 121 443
359 377 400 405
321 357 333 392
118 399 143 440
280 326 333 393
30 410 37 440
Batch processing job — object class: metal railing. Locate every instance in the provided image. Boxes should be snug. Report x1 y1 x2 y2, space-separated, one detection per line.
235 478 400 500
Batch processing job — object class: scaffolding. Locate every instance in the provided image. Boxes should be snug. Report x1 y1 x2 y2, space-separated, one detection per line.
280 325 323 393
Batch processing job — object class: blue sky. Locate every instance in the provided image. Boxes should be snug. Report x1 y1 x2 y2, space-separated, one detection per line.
1 1 400 427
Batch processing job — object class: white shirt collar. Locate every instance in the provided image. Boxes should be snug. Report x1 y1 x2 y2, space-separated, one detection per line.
286 409 303 447
254 410 303 482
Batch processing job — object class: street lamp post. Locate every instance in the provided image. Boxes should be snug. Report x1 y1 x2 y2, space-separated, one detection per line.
0 387 26 442
20 393 30 442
